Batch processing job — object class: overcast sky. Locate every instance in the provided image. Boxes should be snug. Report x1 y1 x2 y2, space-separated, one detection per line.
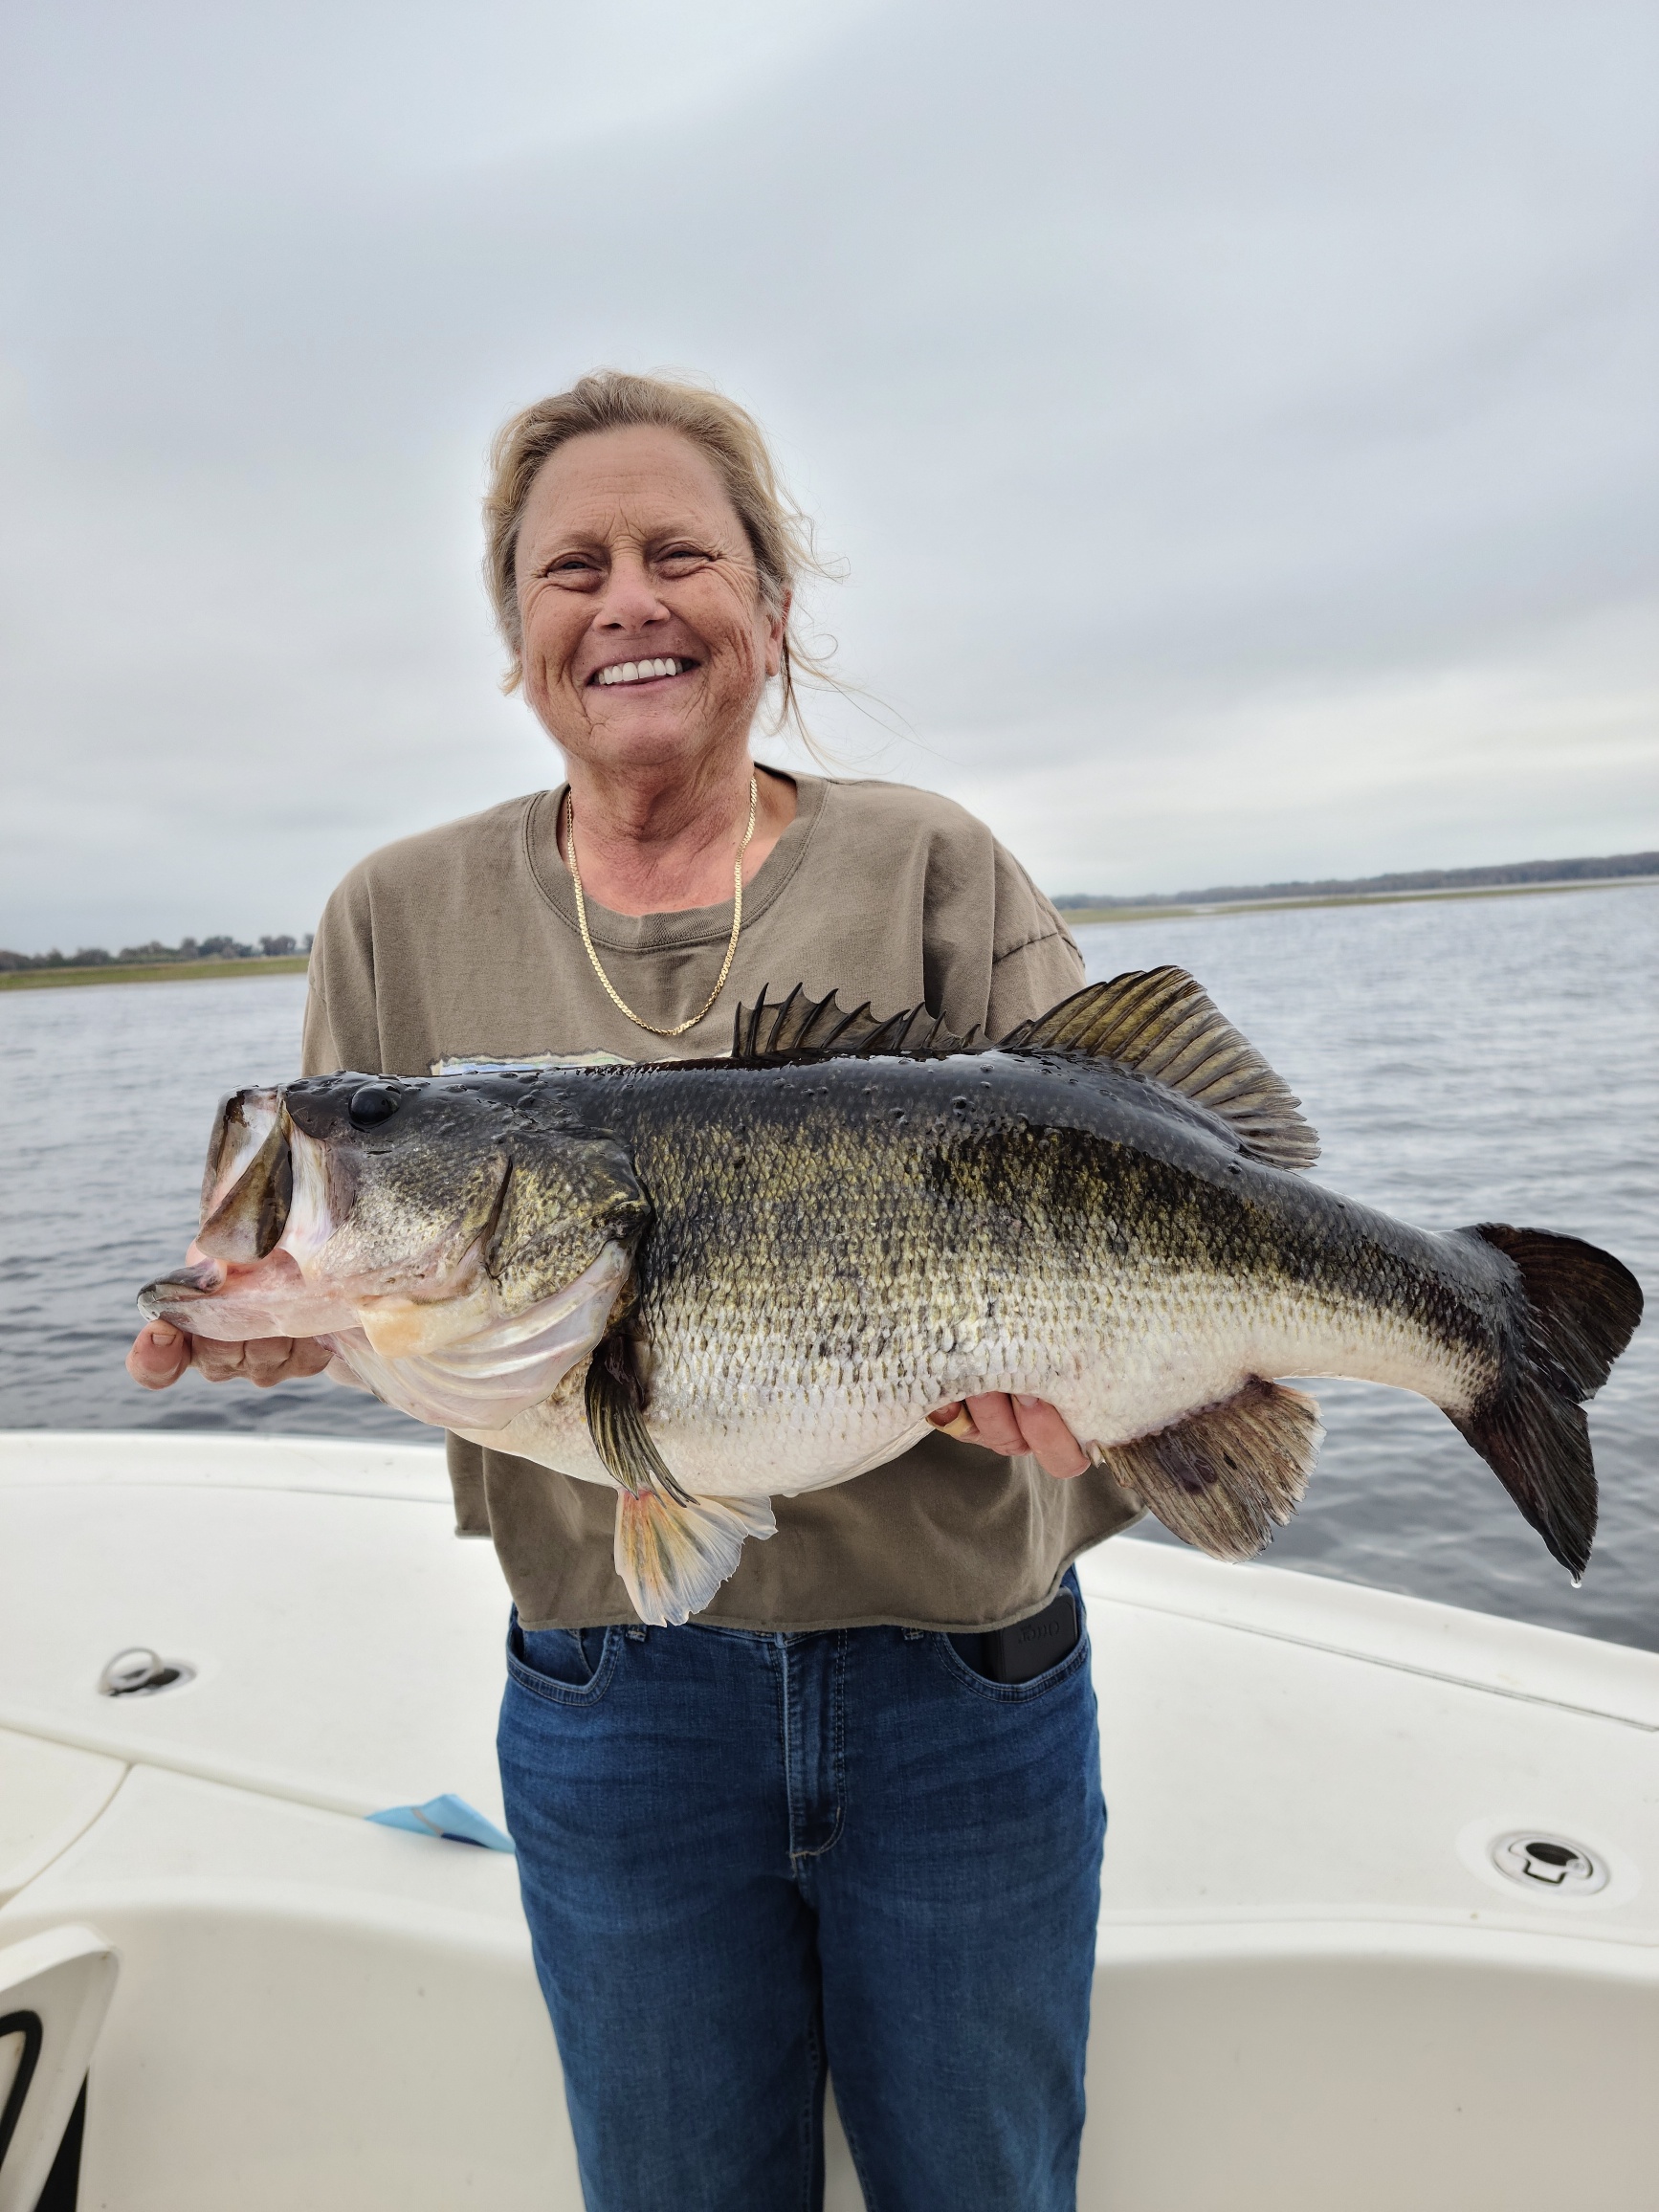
2 0 1654 949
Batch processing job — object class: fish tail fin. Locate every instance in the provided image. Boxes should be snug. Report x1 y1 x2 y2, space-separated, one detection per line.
1459 1373 1598 1584
1100 1378 1324 1561
1455 1226 1643 1583
613 1489 778 1627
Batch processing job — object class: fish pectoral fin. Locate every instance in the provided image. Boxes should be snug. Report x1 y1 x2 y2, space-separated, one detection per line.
583 1333 692 1504
1100 1379 1323 1561
613 1489 778 1627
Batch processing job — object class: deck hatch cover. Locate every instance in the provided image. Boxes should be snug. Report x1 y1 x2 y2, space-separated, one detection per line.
1490 1831 1609 1895
98 1648 195 1697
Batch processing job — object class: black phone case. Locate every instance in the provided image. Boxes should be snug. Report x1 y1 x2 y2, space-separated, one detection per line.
980 1589 1080 1684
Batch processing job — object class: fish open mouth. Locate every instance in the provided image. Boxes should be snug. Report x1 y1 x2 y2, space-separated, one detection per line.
140 1075 634 1425
587 655 698 688
197 1086 291 1261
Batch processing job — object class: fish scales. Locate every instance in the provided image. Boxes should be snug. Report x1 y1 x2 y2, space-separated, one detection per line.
527 1051 1505 1496
137 968 1643 1625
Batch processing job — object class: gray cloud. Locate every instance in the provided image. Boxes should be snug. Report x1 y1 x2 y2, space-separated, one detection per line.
1 0 1653 945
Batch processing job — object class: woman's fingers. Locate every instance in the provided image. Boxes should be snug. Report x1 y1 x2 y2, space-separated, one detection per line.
961 1392 1029 1456
127 1325 333 1391
188 1337 253 1382
125 1321 193 1390
926 1393 1091 1479
239 1337 305 1387
192 1335 334 1387
1011 1395 1090 1480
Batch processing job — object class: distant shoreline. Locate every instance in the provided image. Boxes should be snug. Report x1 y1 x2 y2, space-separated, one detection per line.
5 873 1654 993
1054 847 1658 911
1061 874 1658 927
0 954 310 994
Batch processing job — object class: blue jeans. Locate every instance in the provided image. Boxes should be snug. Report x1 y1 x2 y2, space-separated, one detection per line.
497 1570 1105 2212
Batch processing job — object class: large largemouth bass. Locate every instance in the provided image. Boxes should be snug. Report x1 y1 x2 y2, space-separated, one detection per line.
139 968 1642 1626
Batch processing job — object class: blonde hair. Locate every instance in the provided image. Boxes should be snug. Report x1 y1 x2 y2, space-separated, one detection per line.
483 369 840 744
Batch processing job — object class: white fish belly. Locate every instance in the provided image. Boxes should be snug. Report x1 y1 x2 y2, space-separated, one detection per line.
462 1262 1484 1498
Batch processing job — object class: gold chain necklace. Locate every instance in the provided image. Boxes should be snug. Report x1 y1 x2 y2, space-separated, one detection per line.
564 773 758 1039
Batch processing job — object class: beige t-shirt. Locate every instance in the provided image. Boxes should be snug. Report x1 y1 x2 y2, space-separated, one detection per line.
302 770 1140 1630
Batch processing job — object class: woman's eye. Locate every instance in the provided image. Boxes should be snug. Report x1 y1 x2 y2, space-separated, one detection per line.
543 556 600 580
659 546 710 569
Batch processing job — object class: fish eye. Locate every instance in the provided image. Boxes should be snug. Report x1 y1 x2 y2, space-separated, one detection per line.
348 1083 402 1128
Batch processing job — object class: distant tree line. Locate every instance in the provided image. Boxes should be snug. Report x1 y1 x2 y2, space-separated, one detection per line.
0 933 313 973
1052 851 1659 910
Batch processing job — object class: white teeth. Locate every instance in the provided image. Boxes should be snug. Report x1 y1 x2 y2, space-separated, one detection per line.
598 657 685 686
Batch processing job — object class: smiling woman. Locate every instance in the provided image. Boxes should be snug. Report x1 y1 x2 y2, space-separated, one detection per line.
125 369 1125 2211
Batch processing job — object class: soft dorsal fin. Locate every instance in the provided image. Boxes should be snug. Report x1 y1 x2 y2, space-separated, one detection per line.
731 984 978 1063
999 967 1318 1170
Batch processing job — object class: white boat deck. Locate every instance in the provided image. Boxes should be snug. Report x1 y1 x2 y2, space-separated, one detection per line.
1 1430 1654 2209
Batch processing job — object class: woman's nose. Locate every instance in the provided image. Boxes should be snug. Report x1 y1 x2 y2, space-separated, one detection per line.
595 551 669 631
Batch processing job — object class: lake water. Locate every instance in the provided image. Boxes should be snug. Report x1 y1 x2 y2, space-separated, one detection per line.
1 882 1653 1648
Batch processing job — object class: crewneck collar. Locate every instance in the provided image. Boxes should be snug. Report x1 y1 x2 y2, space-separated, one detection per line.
525 768 827 952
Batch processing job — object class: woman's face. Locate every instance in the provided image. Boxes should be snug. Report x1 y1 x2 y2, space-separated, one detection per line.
515 425 785 780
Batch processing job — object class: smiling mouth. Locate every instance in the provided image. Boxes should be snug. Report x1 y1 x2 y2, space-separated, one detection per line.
590 656 697 688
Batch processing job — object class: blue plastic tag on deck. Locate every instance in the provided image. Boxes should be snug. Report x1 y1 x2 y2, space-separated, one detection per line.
366 1793 516 1852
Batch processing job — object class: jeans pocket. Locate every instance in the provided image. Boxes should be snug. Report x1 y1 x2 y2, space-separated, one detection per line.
505 1615 618 1706
934 1627 1091 1701
935 1571 1092 1702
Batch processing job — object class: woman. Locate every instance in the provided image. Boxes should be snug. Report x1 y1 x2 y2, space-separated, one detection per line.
129 372 1139 2211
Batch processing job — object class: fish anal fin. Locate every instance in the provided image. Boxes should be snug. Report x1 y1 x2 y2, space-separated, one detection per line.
613 1490 778 1626
1001 967 1319 1172
731 985 976 1066
1100 1379 1323 1561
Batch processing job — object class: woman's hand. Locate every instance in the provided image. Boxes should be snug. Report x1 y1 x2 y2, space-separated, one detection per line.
926 1394 1090 1480
125 1320 335 1392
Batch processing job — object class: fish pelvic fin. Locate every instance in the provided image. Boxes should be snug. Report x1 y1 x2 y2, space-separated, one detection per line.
613 1488 778 1627
583 1332 778 1624
1454 1225 1643 1582
1100 1379 1323 1561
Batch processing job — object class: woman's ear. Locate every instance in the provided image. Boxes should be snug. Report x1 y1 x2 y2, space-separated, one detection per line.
764 589 791 680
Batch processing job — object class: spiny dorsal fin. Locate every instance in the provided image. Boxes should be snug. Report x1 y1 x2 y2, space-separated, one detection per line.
1000 967 1319 1171
731 984 978 1064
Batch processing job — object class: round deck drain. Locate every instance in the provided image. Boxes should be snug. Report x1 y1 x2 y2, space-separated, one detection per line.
99 1648 195 1697
1490 1830 1608 1895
